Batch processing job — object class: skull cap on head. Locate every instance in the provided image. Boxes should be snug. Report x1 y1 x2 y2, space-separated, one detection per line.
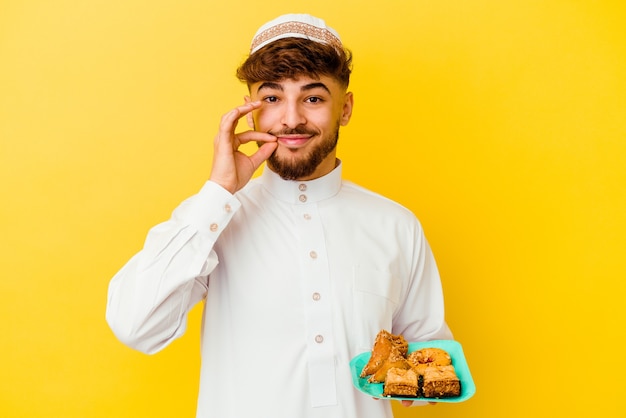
250 14 343 54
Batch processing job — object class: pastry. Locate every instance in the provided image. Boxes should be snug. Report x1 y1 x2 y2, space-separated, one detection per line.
367 345 409 383
382 367 418 397
407 347 451 368
360 330 408 378
421 365 461 398
360 330 462 399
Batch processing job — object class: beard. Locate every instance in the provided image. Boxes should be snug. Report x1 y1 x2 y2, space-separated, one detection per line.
264 122 340 181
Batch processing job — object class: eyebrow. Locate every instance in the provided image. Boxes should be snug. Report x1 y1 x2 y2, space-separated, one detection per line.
256 81 331 95
256 82 283 93
302 82 331 94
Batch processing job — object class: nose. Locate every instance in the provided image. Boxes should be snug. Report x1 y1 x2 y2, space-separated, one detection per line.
280 102 306 128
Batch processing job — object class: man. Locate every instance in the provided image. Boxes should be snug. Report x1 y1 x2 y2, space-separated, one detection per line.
106 13 452 418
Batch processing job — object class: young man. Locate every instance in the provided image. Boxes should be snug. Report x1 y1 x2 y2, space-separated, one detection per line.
106 14 452 418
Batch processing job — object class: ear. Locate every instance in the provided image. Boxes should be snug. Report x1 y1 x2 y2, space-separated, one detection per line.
244 95 256 129
340 92 354 126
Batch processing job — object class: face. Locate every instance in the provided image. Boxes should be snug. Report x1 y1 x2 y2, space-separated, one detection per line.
247 75 353 181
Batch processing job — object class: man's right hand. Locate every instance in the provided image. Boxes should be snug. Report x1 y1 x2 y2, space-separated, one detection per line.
209 101 277 194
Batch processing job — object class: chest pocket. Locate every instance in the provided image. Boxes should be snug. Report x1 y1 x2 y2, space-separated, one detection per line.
352 265 402 353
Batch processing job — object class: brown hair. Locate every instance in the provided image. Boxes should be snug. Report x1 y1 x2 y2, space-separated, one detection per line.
236 38 352 88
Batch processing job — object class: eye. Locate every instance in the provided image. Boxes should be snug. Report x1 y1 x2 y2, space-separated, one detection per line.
263 96 279 103
305 96 323 104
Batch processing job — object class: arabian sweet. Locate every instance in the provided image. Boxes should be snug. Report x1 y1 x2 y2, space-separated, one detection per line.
420 365 461 398
360 330 462 399
367 345 410 383
382 367 418 397
359 330 408 380
406 347 452 375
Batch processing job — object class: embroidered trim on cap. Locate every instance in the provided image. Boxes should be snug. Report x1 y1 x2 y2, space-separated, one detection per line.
250 21 342 53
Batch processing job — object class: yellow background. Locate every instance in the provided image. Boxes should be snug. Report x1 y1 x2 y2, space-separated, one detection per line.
1 1 625 417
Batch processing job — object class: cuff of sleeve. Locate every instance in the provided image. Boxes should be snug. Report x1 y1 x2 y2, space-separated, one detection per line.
172 180 242 233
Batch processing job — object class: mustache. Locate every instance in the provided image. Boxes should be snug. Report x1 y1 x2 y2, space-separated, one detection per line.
269 127 319 136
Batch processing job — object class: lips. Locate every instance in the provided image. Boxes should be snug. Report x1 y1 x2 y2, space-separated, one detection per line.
276 135 312 148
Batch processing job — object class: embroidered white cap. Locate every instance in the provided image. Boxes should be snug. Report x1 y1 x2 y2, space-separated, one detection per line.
250 14 343 54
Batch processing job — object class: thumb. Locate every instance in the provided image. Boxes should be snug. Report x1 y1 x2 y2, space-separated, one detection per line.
248 142 278 171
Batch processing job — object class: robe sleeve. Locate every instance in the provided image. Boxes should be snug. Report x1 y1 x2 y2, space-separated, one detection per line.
105 181 241 354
